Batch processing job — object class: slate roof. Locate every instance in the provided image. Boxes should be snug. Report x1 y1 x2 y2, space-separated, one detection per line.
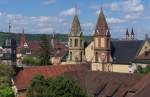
111 40 143 64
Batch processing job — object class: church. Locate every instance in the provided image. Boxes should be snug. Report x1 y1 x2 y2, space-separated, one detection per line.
58 8 150 73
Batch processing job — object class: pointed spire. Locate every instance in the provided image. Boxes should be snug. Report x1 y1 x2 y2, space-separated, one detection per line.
70 6 81 36
131 28 134 35
126 28 129 35
95 6 108 35
20 29 28 48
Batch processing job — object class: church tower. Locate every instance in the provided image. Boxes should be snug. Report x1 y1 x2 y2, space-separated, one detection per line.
67 10 86 64
126 28 130 40
131 28 135 40
19 29 29 48
93 8 112 71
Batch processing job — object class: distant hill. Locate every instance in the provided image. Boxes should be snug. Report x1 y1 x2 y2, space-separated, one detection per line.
0 32 93 46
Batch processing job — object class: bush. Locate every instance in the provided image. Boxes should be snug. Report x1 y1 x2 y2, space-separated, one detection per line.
0 87 15 97
27 75 89 97
22 56 40 65
134 65 150 74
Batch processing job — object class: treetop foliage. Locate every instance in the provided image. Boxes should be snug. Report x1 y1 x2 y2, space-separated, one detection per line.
27 75 89 97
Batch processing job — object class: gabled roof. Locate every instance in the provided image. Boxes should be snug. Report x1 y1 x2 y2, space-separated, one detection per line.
70 15 82 36
125 73 150 97
64 71 142 97
111 40 143 64
14 64 90 91
95 8 108 36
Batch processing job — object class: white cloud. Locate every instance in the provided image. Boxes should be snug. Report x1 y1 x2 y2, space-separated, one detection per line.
110 0 144 13
0 12 69 34
124 14 137 20
42 0 56 5
110 3 120 11
107 17 126 24
59 8 80 17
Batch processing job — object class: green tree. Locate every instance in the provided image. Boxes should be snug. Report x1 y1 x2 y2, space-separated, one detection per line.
135 65 150 74
27 75 89 97
39 35 51 65
22 56 40 65
0 64 15 87
0 87 15 97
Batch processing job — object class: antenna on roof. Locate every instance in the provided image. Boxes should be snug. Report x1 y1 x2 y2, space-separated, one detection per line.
22 28 25 34
8 20 11 33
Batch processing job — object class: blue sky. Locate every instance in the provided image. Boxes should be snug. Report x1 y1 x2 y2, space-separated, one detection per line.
0 0 149 39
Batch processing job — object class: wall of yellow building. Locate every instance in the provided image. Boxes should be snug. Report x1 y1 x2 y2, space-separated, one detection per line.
91 63 130 73
85 42 94 62
112 64 129 73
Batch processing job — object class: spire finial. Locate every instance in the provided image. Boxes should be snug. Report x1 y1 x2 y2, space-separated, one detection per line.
75 4 78 16
100 3 103 11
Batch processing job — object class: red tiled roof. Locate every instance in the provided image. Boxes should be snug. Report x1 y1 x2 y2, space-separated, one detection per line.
125 73 150 97
14 64 89 91
64 71 142 97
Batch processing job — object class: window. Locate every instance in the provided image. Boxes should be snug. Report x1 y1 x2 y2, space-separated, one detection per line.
70 52 72 61
145 51 149 57
145 46 147 50
95 52 98 62
70 39 72 47
107 39 109 47
75 39 78 47
80 51 82 61
100 38 105 47
80 39 82 47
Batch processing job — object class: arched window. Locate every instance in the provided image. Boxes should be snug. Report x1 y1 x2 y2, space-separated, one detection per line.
95 52 98 62
80 39 82 47
70 52 72 61
80 51 82 62
70 39 72 47
75 39 78 47
107 38 109 48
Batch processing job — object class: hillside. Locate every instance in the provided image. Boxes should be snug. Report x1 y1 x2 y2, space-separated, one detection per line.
0 32 92 46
